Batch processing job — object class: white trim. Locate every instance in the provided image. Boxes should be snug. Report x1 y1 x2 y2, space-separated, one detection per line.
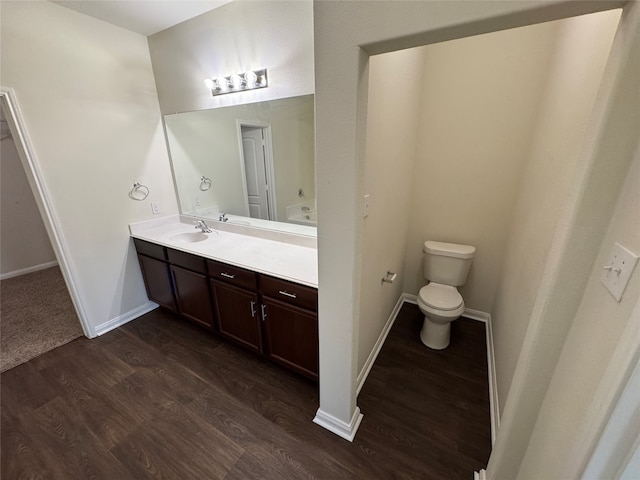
94 301 159 336
462 307 490 322
313 406 364 442
0 260 58 280
356 293 411 394
357 293 500 444
484 312 500 445
462 308 500 445
0 88 94 338
474 469 487 480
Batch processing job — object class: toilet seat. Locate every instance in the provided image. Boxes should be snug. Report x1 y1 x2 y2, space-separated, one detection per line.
418 283 463 311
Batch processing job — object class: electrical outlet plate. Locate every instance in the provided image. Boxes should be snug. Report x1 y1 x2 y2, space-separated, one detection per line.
600 242 638 302
151 202 160 215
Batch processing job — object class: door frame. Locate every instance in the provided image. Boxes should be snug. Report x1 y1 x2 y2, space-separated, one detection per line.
236 120 277 221
0 87 92 337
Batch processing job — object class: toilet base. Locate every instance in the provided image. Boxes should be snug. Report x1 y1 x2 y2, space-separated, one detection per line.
420 317 452 350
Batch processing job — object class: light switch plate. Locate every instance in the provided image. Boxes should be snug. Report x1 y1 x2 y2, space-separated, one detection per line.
600 242 638 302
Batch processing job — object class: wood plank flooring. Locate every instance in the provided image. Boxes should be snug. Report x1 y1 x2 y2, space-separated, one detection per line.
1 302 491 479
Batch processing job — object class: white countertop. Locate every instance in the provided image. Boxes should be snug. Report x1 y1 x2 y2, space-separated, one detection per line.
129 215 318 288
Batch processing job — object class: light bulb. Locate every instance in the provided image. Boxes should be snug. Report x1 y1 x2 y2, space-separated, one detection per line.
215 78 227 91
204 78 215 89
230 74 243 88
244 71 257 85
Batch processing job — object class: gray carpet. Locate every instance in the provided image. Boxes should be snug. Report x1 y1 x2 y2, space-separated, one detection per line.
1 266 83 372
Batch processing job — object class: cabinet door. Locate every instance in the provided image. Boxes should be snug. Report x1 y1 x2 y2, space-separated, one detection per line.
171 265 214 328
138 254 176 312
211 280 261 353
261 297 318 380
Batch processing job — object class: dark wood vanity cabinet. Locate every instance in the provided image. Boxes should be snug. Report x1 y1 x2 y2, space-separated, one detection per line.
134 239 214 328
260 275 319 380
261 298 318 380
171 265 214 328
211 281 261 352
208 258 261 352
133 238 318 380
134 239 177 312
167 249 214 329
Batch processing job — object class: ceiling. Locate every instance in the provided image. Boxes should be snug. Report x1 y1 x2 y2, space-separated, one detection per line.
50 0 233 36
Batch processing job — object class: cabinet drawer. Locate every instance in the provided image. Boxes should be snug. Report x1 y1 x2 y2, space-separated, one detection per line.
207 260 257 291
167 248 207 273
259 275 317 311
134 238 166 261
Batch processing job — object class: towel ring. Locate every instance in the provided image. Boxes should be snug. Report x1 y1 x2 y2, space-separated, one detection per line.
200 176 212 191
129 182 149 201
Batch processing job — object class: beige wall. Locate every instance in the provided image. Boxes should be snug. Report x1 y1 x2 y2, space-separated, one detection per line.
402 21 562 312
518 141 639 479
358 47 426 376
148 1 314 116
0 1 178 334
490 10 620 412
1 129 56 276
488 3 639 477
313 0 634 470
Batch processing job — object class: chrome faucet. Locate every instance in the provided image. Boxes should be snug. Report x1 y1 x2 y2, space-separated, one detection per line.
301 206 311 212
219 213 228 222
194 220 212 233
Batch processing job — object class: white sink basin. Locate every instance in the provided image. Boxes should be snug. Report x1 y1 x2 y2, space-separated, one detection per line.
169 232 210 244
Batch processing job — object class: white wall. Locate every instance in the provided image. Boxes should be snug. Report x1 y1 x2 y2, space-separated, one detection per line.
487 3 639 478
491 10 620 413
0 1 178 334
402 21 562 313
1 130 56 276
357 47 426 376
147 0 314 115
313 0 634 468
518 140 639 480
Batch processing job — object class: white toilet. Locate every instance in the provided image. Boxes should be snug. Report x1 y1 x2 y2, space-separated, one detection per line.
417 241 476 350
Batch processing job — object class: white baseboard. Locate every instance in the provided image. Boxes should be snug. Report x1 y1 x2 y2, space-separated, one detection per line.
474 469 487 480
94 301 158 336
456 307 500 445
484 312 500 445
313 406 364 442
356 293 412 394
359 293 499 445
0 260 58 280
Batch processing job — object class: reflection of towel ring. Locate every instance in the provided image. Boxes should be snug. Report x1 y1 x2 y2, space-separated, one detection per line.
129 182 149 201
200 176 212 191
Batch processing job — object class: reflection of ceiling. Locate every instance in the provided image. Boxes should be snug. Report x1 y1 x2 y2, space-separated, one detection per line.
49 0 233 36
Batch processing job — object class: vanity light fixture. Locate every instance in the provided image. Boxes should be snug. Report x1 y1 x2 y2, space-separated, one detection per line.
204 68 268 96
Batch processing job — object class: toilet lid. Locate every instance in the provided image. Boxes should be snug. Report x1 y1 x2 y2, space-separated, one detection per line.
419 283 463 311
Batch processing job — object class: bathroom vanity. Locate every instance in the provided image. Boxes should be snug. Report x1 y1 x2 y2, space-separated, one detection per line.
130 215 319 380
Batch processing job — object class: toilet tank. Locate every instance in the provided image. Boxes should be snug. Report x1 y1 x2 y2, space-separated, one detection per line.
423 241 475 286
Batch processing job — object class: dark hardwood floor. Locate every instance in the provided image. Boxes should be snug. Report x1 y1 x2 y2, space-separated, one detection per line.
1 302 491 479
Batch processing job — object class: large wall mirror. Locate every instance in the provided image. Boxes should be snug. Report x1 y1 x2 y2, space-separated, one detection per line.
164 94 316 234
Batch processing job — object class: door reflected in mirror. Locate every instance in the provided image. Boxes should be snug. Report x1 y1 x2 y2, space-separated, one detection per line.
164 95 316 234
